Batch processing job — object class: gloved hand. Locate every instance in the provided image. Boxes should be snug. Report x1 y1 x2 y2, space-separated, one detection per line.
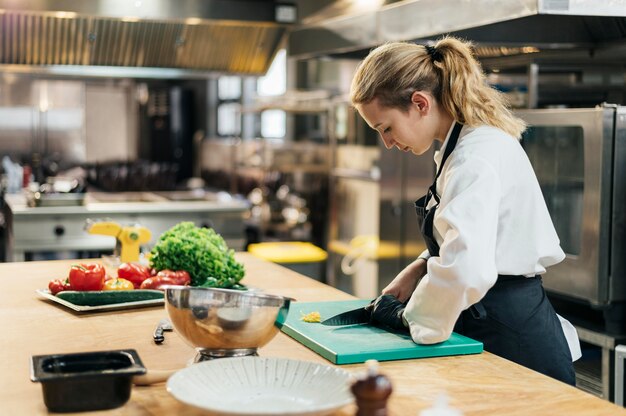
367 294 407 331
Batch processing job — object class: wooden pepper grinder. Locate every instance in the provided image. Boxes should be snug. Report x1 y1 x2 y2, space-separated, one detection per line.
351 359 393 416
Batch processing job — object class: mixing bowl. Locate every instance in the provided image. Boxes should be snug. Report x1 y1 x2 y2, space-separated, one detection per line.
164 286 292 359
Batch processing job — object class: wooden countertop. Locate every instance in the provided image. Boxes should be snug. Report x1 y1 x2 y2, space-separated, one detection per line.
1 253 624 415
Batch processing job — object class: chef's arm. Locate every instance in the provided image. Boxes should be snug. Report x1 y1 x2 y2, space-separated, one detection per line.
382 256 428 303
417 249 431 262
403 156 501 344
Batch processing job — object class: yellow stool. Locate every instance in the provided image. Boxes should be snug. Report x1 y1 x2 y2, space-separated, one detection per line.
248 242 327 281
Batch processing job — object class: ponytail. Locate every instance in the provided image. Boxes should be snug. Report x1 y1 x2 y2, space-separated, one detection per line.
350 36 526 139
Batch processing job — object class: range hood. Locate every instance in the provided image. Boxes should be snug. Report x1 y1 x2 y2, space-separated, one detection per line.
0 0 296 77
288 0 626 60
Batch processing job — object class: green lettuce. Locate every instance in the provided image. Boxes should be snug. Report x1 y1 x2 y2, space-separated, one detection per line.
149 222 244 287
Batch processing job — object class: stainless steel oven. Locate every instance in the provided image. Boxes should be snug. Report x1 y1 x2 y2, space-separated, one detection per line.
515 105 626 330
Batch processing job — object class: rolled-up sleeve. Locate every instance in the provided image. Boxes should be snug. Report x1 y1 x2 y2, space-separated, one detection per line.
403 155 501 344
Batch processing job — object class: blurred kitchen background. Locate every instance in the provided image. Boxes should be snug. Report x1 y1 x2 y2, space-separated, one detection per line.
2 0 626 402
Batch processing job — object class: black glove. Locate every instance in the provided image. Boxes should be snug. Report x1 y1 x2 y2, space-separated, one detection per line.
367 294 407 331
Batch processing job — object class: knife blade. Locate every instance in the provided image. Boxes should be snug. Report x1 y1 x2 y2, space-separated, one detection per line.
321 306 371 326
153 318 173 344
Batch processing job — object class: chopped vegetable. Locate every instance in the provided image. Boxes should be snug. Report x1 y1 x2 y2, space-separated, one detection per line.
149 222 244 288
300 311 321 323
103 278 134 291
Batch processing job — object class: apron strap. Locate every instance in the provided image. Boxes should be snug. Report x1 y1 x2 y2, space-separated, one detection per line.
429 122 463 203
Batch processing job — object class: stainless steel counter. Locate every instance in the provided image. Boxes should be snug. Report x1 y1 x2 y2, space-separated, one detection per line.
3 191 250 261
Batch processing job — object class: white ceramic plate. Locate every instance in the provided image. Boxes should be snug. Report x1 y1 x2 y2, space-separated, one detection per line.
166 356 354 416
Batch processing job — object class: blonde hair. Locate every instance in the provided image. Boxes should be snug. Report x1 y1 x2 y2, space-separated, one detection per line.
350 36 526 138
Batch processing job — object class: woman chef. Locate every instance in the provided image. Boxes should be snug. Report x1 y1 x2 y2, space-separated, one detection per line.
350 36 580 384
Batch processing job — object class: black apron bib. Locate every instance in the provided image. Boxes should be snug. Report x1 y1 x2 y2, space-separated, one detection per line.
414 122 462 256
413 123 575 385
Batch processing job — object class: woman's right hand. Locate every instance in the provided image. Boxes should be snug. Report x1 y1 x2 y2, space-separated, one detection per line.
381 258 427 303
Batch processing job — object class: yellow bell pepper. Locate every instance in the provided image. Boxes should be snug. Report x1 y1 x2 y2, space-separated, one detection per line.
103 278 134 291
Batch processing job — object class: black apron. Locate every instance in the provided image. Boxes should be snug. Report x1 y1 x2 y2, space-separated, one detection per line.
414 123 576 385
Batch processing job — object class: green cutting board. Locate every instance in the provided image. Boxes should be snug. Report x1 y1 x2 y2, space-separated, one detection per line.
280 300 483 365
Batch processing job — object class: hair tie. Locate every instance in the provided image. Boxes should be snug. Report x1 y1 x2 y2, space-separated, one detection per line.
424 45 443 63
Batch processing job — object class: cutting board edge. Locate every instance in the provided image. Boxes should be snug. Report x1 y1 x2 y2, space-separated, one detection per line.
334 344 484 365
281 324 339 364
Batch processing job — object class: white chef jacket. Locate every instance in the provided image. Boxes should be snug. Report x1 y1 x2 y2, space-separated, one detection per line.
402 123 581 361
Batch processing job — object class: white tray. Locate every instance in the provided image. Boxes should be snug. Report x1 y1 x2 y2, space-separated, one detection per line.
35 289 164 312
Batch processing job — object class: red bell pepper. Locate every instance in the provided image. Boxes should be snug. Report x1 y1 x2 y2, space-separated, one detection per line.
117 263 152 289
139 275 177 290
155 270 191 286
68 263 105 291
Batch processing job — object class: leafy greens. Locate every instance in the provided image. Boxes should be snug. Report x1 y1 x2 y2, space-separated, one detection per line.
149 222 244 287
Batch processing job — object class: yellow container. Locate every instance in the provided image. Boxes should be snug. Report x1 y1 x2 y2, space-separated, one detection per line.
248 242 327 281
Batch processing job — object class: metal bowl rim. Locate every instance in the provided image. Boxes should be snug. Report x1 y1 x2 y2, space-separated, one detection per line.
164 285 292 304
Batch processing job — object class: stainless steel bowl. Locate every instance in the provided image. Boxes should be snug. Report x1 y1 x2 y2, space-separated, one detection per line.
164 286 292 359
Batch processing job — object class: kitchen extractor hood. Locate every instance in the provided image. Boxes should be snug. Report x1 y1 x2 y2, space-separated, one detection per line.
0 0 297 76
288 0 626 60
